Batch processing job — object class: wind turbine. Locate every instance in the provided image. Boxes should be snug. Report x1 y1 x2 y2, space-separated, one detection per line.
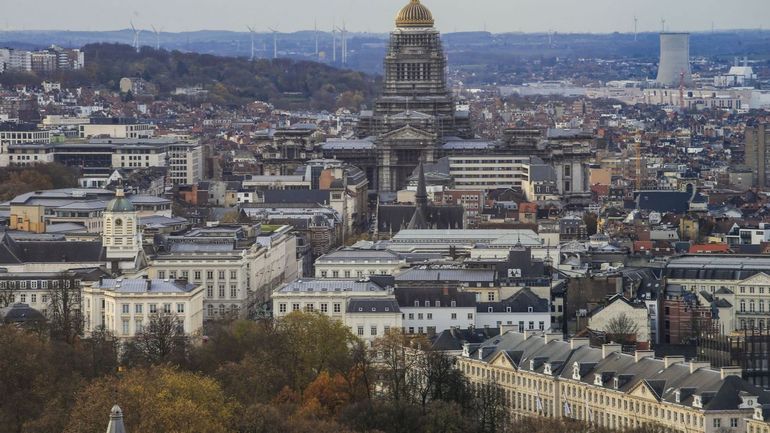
314 19 319 58
246 26 257 60
130 21 141 53
660 18 666 33
151 25 162 50
335 22 347 64
268 27 278 59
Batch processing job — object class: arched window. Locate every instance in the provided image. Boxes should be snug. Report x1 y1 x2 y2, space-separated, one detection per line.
750 300 756 313
740 300 746 312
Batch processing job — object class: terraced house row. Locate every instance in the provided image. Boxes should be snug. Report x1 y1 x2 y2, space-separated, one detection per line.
457 330 770 433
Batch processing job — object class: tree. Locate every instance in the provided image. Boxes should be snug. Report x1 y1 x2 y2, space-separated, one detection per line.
122 313 189 366
47 272 83 344
605 313 640 346
583 212 598 236
373 329 421 402
64 367 234 433
474 379 508 433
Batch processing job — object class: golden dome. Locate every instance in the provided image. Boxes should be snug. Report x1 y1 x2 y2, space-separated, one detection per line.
395 0 434 28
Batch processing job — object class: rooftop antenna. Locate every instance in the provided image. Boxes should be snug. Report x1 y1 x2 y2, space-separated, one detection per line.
130 21 141 53
633 16 638 41
151 25 162 50
246 26 256 60
268 27 278 59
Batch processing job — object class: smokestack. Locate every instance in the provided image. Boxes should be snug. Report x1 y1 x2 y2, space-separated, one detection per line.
656 33 692 87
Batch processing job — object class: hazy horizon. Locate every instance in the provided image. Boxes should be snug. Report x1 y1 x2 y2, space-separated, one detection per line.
1 0 768 34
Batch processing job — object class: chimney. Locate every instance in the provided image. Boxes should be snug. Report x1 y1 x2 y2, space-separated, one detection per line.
664 356 685 368
720 366 742 380
634 350 655 362
602 343 622 359
499 324 518 334
689 361 711 374
570 337 590 349
544 332 564 344
523 329 541 339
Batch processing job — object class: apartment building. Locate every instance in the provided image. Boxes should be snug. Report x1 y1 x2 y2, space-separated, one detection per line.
458 330 770 433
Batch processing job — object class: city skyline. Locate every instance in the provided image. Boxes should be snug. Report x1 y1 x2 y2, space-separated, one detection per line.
1 0 768 34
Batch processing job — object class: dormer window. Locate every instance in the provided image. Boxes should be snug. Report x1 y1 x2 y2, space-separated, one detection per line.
435 300 440 307
528 306 534 312
613 377 619 389
594 375 603 386
488 307 493 313
675 391 681 403
414 300 419 307
544 364 552 375
693 396 702 408
451 300 456 307
424 300 430 307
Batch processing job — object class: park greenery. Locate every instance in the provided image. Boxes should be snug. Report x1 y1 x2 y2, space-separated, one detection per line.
0 311 670 433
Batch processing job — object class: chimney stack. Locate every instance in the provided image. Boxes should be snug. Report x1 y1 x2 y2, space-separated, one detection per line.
570 337 590 349
664 356 685 368
602 343 622 359
689 361 711 374
720 366 742 380
634 350 655 362
544 332 564 344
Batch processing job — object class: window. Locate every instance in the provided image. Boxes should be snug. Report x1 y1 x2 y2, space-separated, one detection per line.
30 294 36 303
158 271 166 279
539 321 545 330
230 270 237 280
194 271 201 280
409 313 414 320
279 303 287 313
122 304 129 314
177 303 185 313
230 286 237 298
344 271 351 278
451 313 457 320
370 326 377 336
218 271 225 280
321 271 328 278
320 303 328 313
207 286 213 298
418 327 424 334
427 313 433 320
163 304 171 314
333 303 341 313
149 304 157 313
122 320 130 335
19 294 26 303
357 326 364 336
332 271 339 278
713 419 721 428
305 304 315 312
418 313 424 320
528 321 534 329
292 303 300 312
384 326 390 333
730 418 738 428
206 271 214 280
467 313 473 320
219 285 225 298
487 292 495 301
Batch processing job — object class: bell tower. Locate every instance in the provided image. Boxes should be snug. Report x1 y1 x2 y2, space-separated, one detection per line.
103 187 141 262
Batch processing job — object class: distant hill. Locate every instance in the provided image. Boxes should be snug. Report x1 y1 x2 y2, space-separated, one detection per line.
0 43 381 111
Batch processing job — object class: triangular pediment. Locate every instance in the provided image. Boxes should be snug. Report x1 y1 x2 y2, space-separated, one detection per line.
629 380 662 402
738 272 770 286
379 125 436 141
488 350 518 370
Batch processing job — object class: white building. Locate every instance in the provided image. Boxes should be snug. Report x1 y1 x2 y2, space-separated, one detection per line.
588 294 652 344
272 278 398 342
447 155 531 190
474 288 551 332
395 287 477 335
314 248 406 278
82 278 204 339
79 122 155 139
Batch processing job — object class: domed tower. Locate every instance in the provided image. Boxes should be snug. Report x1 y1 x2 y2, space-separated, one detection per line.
103 187 141 263
356 0 471 192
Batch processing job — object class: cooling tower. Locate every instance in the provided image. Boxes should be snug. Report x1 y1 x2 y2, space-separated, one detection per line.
656 33 692 87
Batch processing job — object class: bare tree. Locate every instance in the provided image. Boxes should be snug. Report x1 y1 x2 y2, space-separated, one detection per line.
123 313 188 366
0 279 16 308
47 272 83 344
605 313 640 346
475 379 508 433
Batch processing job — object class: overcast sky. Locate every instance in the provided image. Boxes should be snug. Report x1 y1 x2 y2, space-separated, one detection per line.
2 0 768 34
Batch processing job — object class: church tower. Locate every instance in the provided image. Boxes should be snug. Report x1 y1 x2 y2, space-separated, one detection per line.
103 187 142 264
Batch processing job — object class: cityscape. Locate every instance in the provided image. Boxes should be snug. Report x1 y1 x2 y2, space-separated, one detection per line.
1 1 770 432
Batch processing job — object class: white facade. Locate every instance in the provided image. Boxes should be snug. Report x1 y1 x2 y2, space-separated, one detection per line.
448 155 531 190
82 279 204 339
167 142 204 185
475 310 551 332
103 190 143 264
588 296 652 343
400 304 475 335
314 249 406 278
79 123 155 139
